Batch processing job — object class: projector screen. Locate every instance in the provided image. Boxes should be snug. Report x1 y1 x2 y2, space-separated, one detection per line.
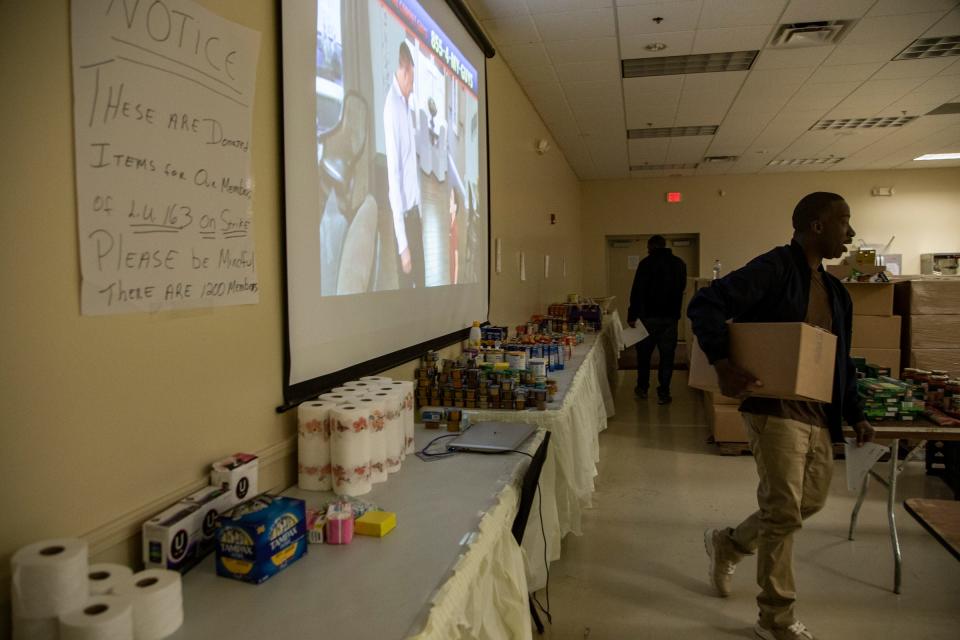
280 0 490 404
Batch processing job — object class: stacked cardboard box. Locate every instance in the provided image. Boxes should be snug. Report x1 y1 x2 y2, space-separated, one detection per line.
703 390 746 444
857 377 924 422
895 278 960 377
847 282 901 378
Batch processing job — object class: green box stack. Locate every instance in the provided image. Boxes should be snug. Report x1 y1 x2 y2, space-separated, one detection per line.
857 377 925 422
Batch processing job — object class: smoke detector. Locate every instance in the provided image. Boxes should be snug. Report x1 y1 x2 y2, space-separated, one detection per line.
769 20 856 48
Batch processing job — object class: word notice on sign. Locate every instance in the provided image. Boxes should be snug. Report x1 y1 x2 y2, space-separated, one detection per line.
71 0 261 315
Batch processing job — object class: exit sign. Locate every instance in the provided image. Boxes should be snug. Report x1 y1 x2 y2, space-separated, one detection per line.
665 192 682 203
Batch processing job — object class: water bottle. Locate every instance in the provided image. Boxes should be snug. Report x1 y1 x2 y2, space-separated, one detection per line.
712 259 722 280
468 321 482 348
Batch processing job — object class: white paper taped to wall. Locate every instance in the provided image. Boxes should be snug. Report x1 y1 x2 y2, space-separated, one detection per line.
70 0 261 315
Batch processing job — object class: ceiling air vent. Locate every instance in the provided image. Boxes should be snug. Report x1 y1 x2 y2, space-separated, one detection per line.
810 116 917 130
769 20 856 48
622 51 757 78
628 125 718 139
767 158 844 167
927 102 960 116
629 163 699 171
702 155 738 163
894 35 960 60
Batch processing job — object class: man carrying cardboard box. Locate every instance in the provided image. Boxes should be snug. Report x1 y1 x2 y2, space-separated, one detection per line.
688 192 875 640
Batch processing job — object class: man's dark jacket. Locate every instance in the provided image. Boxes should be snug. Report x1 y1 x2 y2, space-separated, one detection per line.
627 248 687 322
687 241 865 443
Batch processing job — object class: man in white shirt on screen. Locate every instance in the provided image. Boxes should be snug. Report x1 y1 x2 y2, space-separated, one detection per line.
383 41 424 289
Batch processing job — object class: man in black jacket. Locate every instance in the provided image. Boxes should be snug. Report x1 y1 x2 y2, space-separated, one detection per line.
627 235 687 404
688 193 875 640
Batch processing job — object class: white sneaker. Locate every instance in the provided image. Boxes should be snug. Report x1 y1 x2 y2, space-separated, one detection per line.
754 621 815 640
704 528 735 597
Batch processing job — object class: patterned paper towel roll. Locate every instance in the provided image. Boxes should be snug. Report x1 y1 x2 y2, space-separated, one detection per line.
58 594 134 640
297 401 335 491
373 387 405 469
331 404 373 496
87 563 134 596
383 380 415 453
11 538 89 621
353 396 388 484
112 569 182 640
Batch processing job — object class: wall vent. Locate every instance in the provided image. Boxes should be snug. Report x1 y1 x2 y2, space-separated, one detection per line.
628 125 718 139
629 163 699 171
894 35 960 60
622 51 757 78
769 20 856 48
767 157 844 166
810 116 917 130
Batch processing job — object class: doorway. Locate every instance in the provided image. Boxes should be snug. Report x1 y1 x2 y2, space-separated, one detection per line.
606 234 700 368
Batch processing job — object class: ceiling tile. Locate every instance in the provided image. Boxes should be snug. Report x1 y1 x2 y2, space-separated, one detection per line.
509 62 560 85
781 81 859 111
665 135 713 162
469 0 530 20
523 81 567 106
555 60 622 83
691 25 772 53
571 104 626 134
872 57 958 79
681 70 749 95
752 46 835 69
624 103 681 129
938 59 960 76
616 1 703 36
565 85 622 113
544 37 619 64
923 7 960 37
533 8 616 41
564 79 626 103
628 138 670 163
780 0 874 22
843 12 946 45
822 42 908 66
620 30 696 58
674 100 735 127
525 0 615 14
697 0 788 29
807 62 883 83
498 42 553 68
622 75 685 101
481 16 540 46
867 0 958 18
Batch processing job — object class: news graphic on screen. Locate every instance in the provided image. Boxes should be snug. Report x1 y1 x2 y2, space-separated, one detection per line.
282 0 489 395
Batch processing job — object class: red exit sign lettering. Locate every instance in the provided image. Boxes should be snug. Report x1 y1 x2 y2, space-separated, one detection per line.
665 192 682 203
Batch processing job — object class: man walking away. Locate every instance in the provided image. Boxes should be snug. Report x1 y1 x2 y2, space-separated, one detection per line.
627 235 687 404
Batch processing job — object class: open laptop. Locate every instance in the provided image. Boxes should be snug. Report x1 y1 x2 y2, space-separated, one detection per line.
447 421 538 453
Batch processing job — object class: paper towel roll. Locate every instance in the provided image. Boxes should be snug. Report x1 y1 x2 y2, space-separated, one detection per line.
359 376 392 384
88 564 134 596
11 538 89 619
346 380 377 391
353 396 388 484
372 388 404 470
332 385 363 395
383 380 415 453
59 595 134 640
298 401 335 491
12 612 58 640
318 392 356 405
113 570 182 640
330 404 372 496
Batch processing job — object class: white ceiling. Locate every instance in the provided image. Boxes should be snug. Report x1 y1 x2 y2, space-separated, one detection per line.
467 0 960 179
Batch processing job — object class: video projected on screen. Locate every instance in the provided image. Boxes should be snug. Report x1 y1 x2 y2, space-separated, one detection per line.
315 0 482 296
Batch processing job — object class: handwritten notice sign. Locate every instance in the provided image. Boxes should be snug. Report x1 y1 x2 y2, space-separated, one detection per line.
71 0 261 315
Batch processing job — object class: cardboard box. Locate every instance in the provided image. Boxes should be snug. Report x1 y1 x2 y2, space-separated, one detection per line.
706 402 748 443
844 282 894 316
689 323 836 403
905 315 960 349
850 348 901 379
210 453 258 508
851 315 901 349
895 278 960 315
707 390 739 405
142 502 202 573
910 349 960 378
216 495 307 584
355 511 397 537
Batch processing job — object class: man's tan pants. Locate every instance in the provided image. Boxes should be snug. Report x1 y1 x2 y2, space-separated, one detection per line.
722 413 834 628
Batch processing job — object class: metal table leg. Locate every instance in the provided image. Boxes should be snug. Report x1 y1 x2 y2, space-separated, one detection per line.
887 439 902 594
849 465 870 540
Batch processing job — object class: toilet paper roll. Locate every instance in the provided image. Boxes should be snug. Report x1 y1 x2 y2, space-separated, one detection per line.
330 404 372 496
88 564 134 596
319 392 356 405
346 380 376 391
359 376 392 384
383 380 415 453
11 538 89 619
298 401 335 491
353 396 388 484
59 595 134 640
12 612 58 640
113 570 182 640
332 386 363 395
372 388 405 470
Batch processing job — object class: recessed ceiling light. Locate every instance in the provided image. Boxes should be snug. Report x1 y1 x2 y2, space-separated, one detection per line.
629 163 699 171
622 50 757 78
768 157 844 166
914 153 960 161
894 35 960 61
645 42 668 52
627 125 718 139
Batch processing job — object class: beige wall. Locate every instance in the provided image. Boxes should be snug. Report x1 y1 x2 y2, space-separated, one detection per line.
582 168 960 294
0 0 583 625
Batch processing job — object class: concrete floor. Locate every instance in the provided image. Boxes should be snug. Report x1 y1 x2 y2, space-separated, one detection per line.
533 371 960 639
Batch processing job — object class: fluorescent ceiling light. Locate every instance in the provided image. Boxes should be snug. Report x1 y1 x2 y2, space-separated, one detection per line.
914 153 960 161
